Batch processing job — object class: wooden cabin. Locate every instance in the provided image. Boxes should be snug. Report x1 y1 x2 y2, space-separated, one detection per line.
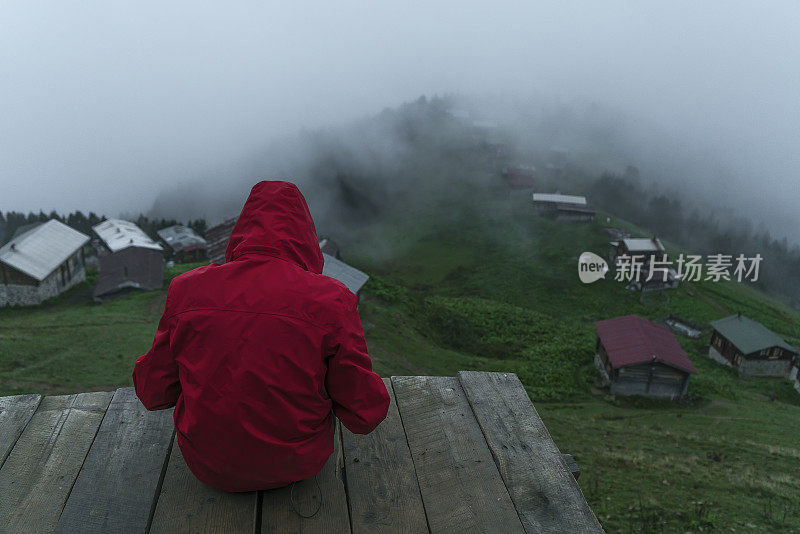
205 217 237 264
595 315 698 399
199 223 367 297
708 314 797 377
609 237 679 291
609 237 666 264
157 225 207 263
92 219 164 301
532 193 596 222
0 220 89 307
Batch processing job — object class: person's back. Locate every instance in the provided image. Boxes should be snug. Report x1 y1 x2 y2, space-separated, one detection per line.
133 181 390 492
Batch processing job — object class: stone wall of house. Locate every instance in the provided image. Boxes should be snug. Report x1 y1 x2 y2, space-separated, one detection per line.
0 267 85 307
708 345 793 378
593 353 611 386
740 357 793 377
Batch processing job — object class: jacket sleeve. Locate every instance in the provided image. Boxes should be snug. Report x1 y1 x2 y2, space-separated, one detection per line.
133 304 181 410
325 292 390 434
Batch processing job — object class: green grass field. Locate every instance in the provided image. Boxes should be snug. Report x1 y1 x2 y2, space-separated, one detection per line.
1 184 798 531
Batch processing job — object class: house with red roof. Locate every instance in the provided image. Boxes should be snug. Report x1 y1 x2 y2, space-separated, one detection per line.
594 315 698 399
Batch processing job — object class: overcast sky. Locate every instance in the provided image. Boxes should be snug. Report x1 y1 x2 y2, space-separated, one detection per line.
1 2 798 238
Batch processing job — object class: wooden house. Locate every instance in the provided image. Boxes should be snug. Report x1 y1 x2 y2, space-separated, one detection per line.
609 237 679 291
92 219 164 301
157 225 207 263
609 237 666 264
0 220 89 307
205 218 237 264
199 222 366 296
595 315 698 399
532 193 596 222
708 314 797 377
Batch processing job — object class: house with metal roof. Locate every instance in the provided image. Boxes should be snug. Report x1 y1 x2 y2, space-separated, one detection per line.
199 223 367 296
92 219 164 301
157 225 207 263
609 236 680 292
610 237 666 263
322 253 369 296
0 220 90 307
532 193 596 222
708 313 797 377
594 314 698 399
93 219 163 254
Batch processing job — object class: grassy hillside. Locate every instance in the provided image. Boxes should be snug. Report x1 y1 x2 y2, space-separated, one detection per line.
1 183 798 531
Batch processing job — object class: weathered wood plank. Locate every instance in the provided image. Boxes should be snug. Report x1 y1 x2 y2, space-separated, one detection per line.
561 453 580 480
458 371 603 533
0 391 114 533
261 420 351 534
391 375 524 534
55 387 175 534
0 393 41 469
341 378 428 534
149 438 257 534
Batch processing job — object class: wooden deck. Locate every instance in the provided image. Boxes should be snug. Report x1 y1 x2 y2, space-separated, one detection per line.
0 372 603 533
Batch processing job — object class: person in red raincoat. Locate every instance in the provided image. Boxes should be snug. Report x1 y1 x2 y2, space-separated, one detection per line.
133 180 390 492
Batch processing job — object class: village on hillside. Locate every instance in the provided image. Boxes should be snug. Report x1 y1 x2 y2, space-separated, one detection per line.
1 106 799 533
2 109 798 401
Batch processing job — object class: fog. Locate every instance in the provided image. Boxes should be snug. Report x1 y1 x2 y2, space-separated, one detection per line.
2 2 798 241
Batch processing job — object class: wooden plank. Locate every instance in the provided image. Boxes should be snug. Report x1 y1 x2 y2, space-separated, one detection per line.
55 387 175 534
261 420 351 534
341 378 428 534
560 453 580 480
149 438 258 534
391 375 524 534
458 371 603 533
0 393 41 468
0 391 114 533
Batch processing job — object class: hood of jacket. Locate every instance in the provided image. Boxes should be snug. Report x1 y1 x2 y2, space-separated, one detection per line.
224 181 323 273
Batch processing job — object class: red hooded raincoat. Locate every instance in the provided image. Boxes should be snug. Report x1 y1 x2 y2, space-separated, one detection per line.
133 181 390 492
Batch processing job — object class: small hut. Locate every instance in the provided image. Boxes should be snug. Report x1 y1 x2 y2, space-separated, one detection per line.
594 314 698 399
92 219 164 301
0 220 89 307
708 314 796 377
532 193 595 222
157 225 207 263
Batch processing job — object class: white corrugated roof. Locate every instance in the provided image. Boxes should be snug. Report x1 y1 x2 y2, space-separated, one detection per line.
532 193 587 205
622 238 664 252
0 220 89 281
156 225 207 251
322 253 369 295
93 218 163 253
